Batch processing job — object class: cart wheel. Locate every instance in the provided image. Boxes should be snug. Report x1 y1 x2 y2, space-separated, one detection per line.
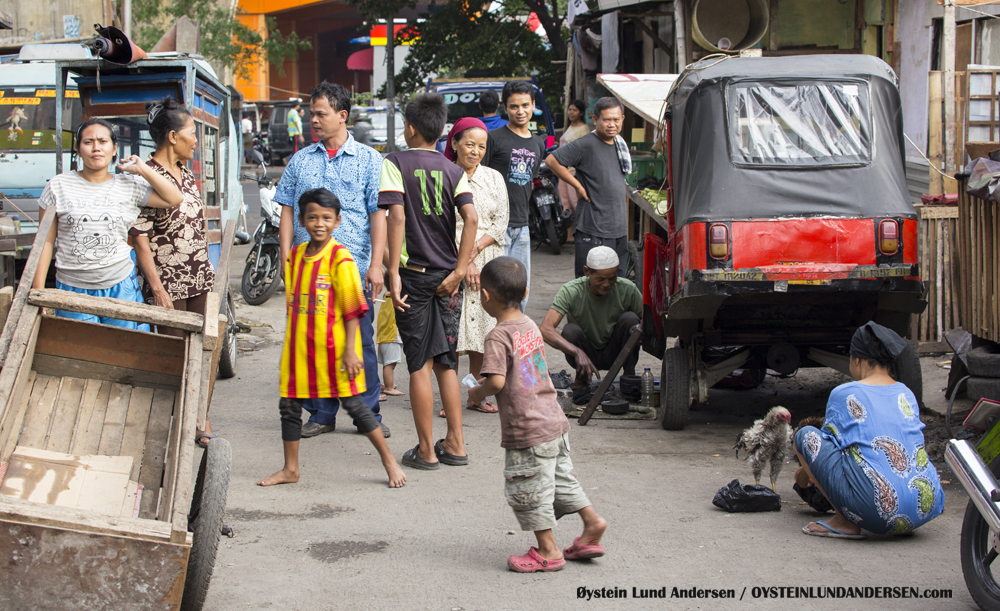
891 340 923 408
660 346 692 430
218 292 237 379
182 438 232 611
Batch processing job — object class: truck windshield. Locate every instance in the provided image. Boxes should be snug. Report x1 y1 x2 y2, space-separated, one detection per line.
727 80 872 168
0 88 82 151
440 91 484 124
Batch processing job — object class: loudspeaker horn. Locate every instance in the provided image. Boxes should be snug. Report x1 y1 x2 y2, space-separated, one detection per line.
91 23 149 65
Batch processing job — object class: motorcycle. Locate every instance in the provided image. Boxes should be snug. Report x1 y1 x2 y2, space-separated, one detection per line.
945 397 1000 610
252 130 272 167
240 151 282 305
527 159 570 256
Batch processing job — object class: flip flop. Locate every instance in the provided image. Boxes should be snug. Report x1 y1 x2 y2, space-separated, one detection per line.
801 520 867 540
434 439 469 466
467 400 498 413
563 536 605 560
195 433 216 448
508 547 566 573
401 445 440 470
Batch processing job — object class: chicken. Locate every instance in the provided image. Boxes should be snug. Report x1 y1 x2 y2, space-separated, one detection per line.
735 406 793 491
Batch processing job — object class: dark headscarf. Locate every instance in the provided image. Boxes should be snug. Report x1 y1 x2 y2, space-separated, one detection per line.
444 117 488 162
850 322 908 366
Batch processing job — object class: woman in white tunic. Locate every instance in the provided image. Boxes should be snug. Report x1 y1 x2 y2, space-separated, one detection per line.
444 117 509 414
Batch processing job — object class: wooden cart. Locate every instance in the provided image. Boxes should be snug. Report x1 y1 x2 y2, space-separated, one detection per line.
0 215 237 610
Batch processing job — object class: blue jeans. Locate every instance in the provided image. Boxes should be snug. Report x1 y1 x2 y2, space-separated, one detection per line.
304 292 382 427
505 226 531 312
55 269 151 332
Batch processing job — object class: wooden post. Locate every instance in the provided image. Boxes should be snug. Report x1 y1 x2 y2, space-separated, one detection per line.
943 0 957 175
674 0 688 72
929 72 944 195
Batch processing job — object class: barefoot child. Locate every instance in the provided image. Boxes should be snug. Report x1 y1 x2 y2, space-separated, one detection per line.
382 93 479 469
468 256 607 572
376 297 405 399
259 188 406 488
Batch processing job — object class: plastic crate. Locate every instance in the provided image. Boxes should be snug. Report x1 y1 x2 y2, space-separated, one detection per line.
627 156 666 188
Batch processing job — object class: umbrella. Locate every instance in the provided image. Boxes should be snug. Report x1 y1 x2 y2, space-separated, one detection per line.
347 47 374 71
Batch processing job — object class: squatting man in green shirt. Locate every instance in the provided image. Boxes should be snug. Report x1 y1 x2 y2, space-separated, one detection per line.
540 246 642 386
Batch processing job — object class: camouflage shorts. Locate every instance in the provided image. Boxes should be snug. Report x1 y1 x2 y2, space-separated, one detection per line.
503 433 590 532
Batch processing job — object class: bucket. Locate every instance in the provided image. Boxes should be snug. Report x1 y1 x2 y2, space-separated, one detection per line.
691 0 769 53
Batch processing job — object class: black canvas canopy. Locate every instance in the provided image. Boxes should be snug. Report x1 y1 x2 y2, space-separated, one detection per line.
668 55 915 228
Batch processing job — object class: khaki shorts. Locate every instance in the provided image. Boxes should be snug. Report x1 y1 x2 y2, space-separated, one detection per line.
504 433 590 532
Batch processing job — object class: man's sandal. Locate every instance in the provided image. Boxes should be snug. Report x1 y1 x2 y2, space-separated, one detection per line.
195 433 217 449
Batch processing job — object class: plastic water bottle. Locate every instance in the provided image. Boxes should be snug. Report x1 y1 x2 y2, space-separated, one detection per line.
461 374 479 389
641 367 654 407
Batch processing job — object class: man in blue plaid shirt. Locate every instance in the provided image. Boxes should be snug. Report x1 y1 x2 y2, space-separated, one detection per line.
274 81 390 438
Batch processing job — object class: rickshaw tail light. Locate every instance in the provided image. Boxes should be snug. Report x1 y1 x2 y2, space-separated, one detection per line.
709 224 729 259
878 219 899 255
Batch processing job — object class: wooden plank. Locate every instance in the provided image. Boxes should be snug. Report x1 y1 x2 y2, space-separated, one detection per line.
28 288 204 332
929 72 944 195
202 291 220 351
120 387 155 482
34 316 185 377
0 495 174 542
0 286 12 330
0 307 40 424
138 389 176 520
918 205 959 219
579 326 642 426
0 371 36 464
17 376 61 449
43 377 87 454
97 384 133 457
31 354 183 391
69 380 110 456
158 340 188 524
171 333 202 541
0 210 53 364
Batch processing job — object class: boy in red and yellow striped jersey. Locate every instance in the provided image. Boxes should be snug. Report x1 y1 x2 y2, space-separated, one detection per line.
258 188 406 488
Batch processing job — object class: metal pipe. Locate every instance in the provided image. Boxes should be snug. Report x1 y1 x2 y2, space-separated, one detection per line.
945 439 1000 532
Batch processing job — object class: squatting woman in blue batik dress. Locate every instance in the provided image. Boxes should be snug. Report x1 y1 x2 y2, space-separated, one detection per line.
794 322 945 539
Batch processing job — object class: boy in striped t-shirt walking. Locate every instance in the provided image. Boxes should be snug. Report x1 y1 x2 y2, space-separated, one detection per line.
258 188 406 488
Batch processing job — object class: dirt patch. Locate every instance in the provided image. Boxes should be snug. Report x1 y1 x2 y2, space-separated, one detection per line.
227 503 353 522
306 540 388 563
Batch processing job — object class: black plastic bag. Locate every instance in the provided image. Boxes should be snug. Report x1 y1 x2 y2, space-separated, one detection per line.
712 479 781 513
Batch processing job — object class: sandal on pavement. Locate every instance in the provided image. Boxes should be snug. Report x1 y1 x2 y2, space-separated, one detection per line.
401 445 440 470
563 536 605 560
434 439 469 466
508 547 566 573
801 520 867 540
195 433 216 448
438 408 447 418
467 400 498 413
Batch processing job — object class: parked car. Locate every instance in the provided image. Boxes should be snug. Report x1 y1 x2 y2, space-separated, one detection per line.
349 106 405 151
637 54 926 430
268 100 318 164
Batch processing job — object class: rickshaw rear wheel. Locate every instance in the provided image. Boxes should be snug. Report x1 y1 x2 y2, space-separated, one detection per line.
182 438 232 611
891 341 923 408
660 346 692 430
218 292 237 379
960 453 1000 611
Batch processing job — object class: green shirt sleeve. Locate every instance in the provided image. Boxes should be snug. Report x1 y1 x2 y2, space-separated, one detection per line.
379 157 405 193
626 281 643 315
454 172 471 197
551 282 575 317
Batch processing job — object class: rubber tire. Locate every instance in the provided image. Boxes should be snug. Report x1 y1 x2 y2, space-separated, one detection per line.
968 346 1000 378
960 452 1000 611
241 244 281 306
660 346 692 430
217 292 237 379
968 377 1000 402
543 217 561 255
891 341 924 408
182 437 232 611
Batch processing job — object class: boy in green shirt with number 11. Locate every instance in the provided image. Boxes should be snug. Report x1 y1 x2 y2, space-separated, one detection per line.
379 93 480 471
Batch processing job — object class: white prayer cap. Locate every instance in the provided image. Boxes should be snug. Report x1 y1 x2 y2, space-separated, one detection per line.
586 246 619 270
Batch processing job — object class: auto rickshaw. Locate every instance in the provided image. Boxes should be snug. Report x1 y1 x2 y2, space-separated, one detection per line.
639 55 926 430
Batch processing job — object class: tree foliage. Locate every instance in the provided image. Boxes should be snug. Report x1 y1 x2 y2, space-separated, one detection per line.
132 0 311 81
386 1 563 100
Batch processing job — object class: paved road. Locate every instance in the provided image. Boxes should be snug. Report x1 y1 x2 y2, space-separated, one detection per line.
200 173 980 610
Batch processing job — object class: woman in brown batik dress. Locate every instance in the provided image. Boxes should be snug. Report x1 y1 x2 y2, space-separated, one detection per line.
131 97 217 444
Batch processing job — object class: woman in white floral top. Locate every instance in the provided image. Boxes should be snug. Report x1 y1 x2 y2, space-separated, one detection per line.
444 117 509 414
131 98 217 444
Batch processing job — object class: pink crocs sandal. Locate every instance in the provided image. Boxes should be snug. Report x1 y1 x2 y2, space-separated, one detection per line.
563 537 605 560
507 547 566 573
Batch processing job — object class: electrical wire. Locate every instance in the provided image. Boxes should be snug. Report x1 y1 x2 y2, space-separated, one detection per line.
904 132 955 178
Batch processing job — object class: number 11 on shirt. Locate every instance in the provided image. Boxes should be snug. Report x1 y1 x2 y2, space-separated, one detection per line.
414 169 444 216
